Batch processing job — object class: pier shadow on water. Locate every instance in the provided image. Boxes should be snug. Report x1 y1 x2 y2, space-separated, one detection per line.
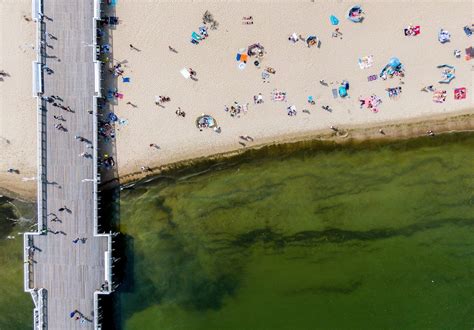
0 197 35 329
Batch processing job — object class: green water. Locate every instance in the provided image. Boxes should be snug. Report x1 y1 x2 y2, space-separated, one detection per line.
116 134 474 330
0 196 34 330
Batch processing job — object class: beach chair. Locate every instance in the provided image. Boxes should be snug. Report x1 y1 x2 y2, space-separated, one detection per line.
122 77 130 83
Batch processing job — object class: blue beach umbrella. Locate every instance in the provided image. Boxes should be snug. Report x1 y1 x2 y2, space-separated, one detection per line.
330 15 339 25
389 57 401 68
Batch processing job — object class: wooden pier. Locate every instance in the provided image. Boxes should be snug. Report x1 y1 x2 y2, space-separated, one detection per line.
25 1 112 329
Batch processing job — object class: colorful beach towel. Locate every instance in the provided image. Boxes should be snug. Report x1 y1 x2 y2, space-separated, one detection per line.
433 90 447 103
404 25 420 36
358 55 374 69
386 87 402 98
271 90 287 102
367 74 377 82
454 87 466 100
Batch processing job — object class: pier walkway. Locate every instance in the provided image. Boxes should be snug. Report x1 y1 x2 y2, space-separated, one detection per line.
24 1 113 329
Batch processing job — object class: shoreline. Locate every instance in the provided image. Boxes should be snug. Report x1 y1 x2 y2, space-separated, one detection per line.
1 109 473 200
109 109 474 189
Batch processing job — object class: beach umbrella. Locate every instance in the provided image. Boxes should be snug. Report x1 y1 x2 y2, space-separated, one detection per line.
306 35 319 47
247 43 264 57
330 15 339 25
347 5 363 23
388 57 401 68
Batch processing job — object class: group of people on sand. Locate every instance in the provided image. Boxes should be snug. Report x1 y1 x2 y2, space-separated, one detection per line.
224 102 248 117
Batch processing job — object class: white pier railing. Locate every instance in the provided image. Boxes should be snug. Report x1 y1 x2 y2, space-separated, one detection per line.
92 1 115 329
25 1 47 329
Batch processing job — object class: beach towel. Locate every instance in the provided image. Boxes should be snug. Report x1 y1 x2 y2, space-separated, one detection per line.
465 47 474 60
338 86 348 97
404 25 420 36
116 93 124 99
271 90 287 102
386 87 402 98
367 74 377 82
463 26 472 37
454 87 466 100
191 32 202 41
180 68 191 79
358 55 373 69
433 90 447 103
332 88 338 98
438 29 451 43
122 77 130 83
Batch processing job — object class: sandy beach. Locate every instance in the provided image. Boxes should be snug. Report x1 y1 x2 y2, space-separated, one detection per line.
1 0 473 198
0 0 36 199
110 1 473 177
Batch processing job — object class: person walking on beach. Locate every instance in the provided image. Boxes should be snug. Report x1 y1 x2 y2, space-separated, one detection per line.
168 46 177 53
53 115 65 121
129 44 140 51
149 143 159 149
